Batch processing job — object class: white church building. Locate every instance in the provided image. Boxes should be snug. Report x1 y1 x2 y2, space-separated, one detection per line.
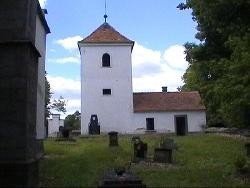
78 21 206 135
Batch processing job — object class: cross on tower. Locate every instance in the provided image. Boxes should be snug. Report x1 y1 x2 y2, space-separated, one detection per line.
104 0 108 22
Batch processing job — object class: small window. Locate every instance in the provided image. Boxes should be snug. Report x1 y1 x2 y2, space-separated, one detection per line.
103 89 111 95
102 53 110 67
146 118 154 130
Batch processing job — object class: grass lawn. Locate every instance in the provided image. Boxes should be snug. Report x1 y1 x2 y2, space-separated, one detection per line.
39 134 249 187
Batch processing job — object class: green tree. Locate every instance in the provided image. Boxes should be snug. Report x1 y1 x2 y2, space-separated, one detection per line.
45 73 67 115
50 96 67 114
178 0 250 127
45 72 52 118
64 111 81 130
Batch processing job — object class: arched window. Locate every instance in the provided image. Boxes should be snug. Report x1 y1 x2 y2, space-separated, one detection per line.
102 53 110 67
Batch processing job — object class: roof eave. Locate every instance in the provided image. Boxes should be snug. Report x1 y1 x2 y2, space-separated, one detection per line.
134 108 206 113
37 3 50 34
78 41 134 51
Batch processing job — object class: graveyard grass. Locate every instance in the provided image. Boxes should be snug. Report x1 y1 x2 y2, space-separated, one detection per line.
39 134 249 187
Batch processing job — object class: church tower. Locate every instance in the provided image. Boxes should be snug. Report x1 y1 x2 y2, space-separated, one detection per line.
78 21 134 134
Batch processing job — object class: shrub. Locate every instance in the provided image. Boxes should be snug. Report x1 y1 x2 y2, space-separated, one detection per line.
234 155 250 175
235 155 247 170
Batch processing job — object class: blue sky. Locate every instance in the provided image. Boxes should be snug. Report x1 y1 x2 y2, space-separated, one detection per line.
39 0 198 115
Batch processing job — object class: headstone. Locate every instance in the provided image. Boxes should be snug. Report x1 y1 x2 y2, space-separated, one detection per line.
89 114 100 134
154 138 176 163
108 131 118 146
160 138 177 150
154 148 173 163
98 170 146 188
132 137 148 161
245 142 250 157
62 128 70 138
58 126 71 138
58 126 64 137
0 0 49 186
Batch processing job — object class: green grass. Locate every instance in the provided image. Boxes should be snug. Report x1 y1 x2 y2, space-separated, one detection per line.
39 134 249 187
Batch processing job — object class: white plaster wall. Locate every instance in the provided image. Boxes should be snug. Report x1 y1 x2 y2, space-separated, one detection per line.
80 44 134 134
48 114 64 136
133 111 206 134
35 15 47 139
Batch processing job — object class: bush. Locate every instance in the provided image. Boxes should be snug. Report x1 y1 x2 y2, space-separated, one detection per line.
235 155 247 170
234 155 250 175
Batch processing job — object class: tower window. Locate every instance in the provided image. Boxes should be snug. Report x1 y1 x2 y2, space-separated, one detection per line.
102 53 110 67
103 89 111 95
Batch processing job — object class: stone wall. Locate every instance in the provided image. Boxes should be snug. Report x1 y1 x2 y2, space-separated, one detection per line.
0 0 48 186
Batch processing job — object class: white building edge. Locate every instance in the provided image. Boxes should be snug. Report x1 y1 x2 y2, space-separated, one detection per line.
78 21 206 135
35 4 50 139
47 114 64 137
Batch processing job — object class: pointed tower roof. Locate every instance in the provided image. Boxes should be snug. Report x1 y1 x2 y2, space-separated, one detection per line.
79 22 134 45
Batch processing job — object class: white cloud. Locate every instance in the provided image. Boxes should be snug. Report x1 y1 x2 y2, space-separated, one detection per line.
66 99 81 114
48 57 80 64
55 36 83 50
47 75 81 94
132 43 188 92
163 45 188 70
132 42 161 66
38 0 47 8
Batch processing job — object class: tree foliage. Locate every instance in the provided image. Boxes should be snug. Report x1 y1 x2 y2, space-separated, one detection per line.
50 96 67 114
45 72 52 118
45 73 67 117
178 0 250 127
64 111 81 130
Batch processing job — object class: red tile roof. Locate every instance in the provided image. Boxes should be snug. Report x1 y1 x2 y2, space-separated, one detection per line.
133 91 206 112
79 22 134 44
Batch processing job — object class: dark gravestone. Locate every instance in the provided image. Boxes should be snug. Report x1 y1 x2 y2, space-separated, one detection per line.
154 138 176 163
154 148 173 163
59 126 70 138
245 143 250 157
62 128 70 138
108 131 118 146
98 170 146 188
59 126 64 137
0 0 49 187
89 114 100 135
132 137 148 162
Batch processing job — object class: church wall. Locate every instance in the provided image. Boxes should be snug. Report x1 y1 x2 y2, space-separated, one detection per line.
35 15 47 139
132 111 206 134
80 44 134 134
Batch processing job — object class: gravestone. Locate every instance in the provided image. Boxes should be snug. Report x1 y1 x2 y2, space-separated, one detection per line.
98 170 146 188
59 126 70 138
58 126 64 137
132 136 148 162
154 138 176 163
108 131 118 146
0 0 50 187
245 142 250 157
89 114 100 134
154 148 173 163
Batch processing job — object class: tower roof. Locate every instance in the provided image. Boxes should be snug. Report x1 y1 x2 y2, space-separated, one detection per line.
79 22 134 45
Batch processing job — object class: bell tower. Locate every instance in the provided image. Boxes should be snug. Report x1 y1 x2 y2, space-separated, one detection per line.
78 21 134 134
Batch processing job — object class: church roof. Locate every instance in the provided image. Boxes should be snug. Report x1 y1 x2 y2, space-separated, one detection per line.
133 91 206 112
79 22 134 44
